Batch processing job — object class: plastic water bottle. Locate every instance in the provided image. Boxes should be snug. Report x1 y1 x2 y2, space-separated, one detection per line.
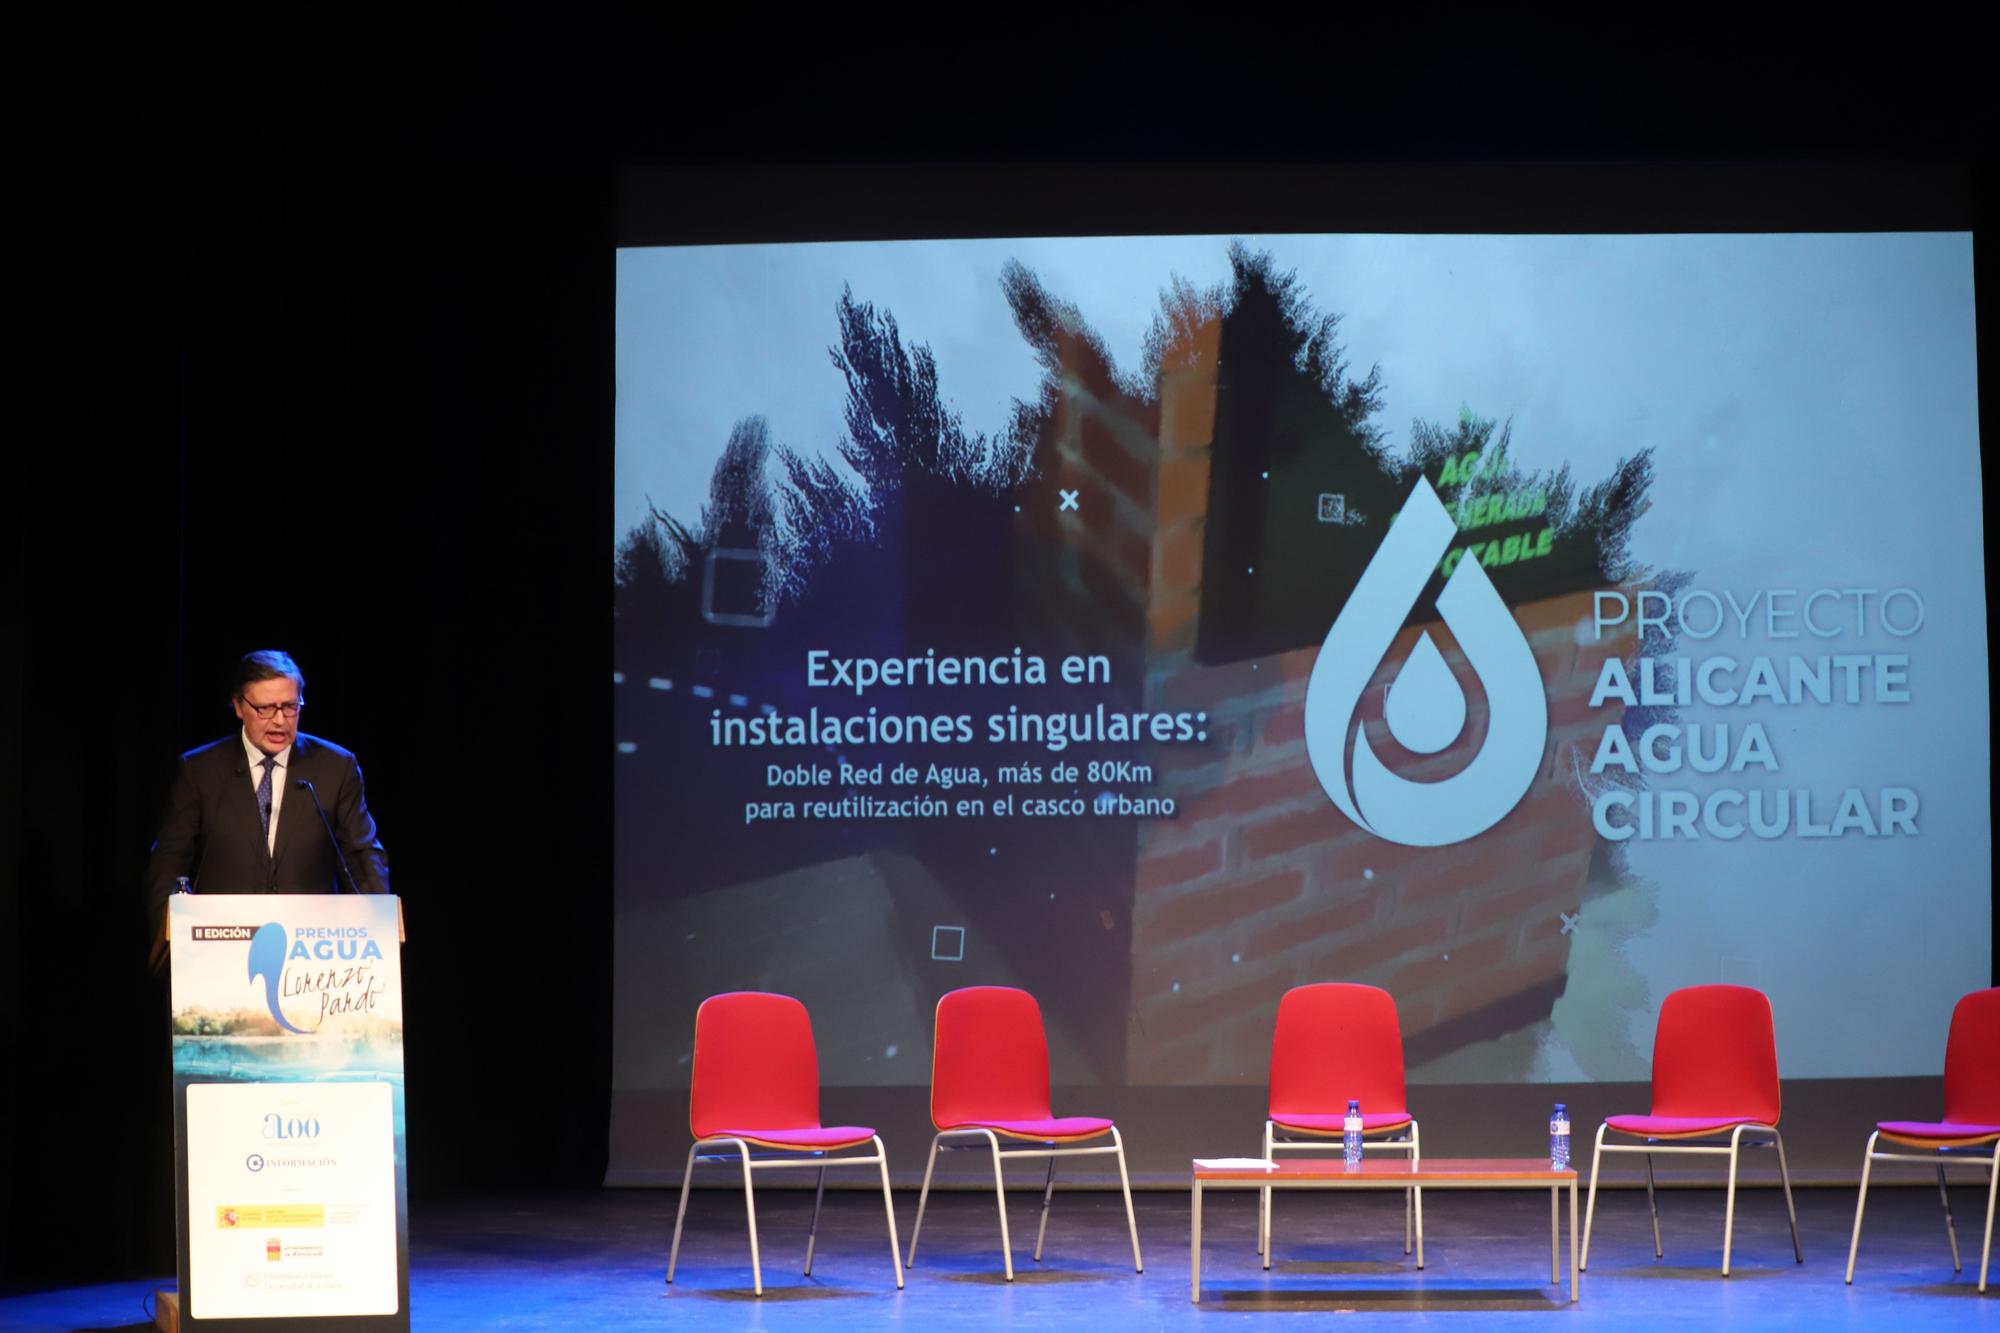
1550 1103 1571 1170
1343 1099 1363 1166
175 876 192 894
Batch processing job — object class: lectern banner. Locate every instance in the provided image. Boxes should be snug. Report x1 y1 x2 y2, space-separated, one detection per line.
169 894 407 1328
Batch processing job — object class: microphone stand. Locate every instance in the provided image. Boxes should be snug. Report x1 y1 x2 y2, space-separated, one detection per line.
296 779 361 895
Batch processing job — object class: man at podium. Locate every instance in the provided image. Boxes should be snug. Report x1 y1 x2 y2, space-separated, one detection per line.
146 650 391 939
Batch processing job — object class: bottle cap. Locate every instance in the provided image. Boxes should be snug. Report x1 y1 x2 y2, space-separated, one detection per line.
1555 1102 1566 1111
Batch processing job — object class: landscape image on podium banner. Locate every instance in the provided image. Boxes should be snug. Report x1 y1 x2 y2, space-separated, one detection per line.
609 233 1987 1172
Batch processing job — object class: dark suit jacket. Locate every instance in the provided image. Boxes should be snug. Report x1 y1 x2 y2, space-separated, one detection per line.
145 732 391 928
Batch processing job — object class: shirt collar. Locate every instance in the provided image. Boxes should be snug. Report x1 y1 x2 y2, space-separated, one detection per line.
241 730 293 771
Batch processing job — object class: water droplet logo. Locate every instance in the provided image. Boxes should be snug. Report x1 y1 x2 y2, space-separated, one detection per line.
1304 477 1547 846
248 922 313 1034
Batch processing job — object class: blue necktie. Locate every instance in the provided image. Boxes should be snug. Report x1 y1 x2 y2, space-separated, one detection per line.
257 756 276 840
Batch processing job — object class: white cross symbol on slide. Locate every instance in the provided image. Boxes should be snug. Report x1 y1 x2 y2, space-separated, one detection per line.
1058 489 1080 512
1559 911 1581 936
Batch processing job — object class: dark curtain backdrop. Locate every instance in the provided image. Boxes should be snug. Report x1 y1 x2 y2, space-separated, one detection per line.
4 15 617 1286
4 9 1992 1291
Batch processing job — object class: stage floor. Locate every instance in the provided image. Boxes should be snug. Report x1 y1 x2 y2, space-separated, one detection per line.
3 1184 1993 1329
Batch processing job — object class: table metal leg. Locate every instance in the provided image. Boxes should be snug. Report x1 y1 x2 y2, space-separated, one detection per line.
1550 1186 1558 1284
1415 1180 1425 1269
1190 1181 1203 1303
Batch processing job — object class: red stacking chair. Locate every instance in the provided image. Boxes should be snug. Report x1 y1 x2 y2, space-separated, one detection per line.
666 992 902 1296
904 985 1142 1281
1580 984 1802 1276
1260 983 1424 1268
1845 987 2000 1293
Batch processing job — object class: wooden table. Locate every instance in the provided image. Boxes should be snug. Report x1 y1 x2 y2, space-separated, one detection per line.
1191 1157 1579 1303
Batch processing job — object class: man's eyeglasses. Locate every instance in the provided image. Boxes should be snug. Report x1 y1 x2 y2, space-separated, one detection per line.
242 700 304 719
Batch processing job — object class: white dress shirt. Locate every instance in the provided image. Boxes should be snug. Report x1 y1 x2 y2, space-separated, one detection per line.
241 731 293 854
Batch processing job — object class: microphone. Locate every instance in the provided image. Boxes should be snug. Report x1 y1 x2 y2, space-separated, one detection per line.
296 779 361 895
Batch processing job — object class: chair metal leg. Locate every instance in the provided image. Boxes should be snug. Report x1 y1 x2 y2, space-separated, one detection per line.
1259 1121 1272 1261
872 1136 904 1291
739 1143 764 1296
1938 1161 1964 1273
1644 1152 1663 1258
1979 1153 1997 1293
1570 1178 1580 1303
804 1164 827 1275
1773 1131 1802 1263
1581 1122 1607 1272
987 1131 1015 1282
1410 1120 1424 1269
1845 1133 1877 1284
1721 1125 1745 1277
666 1142 699 1284
905 1135 941 1268
1033 1156 1056 1263
1113 1126 1144 1273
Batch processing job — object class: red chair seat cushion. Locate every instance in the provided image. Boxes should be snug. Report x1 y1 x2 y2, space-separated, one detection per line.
1272 1112 1414 1135
710 1125 877 1151
1606 1113 1771 1138
1876 1120 2000 1147
946 1115 1113 1142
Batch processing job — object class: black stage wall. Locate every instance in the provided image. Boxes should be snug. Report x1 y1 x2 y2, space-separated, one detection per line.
4 9 1994 1292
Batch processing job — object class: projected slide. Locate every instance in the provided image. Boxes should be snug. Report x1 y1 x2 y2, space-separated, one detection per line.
612 234 1987 1111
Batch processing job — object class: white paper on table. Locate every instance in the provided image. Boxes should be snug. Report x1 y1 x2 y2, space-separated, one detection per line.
1193 1157 1278 1169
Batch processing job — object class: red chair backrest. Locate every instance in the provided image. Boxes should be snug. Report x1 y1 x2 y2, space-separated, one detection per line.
1649 984 1782 1124
1943 987 2000 1126
931 986 1053 1128
1268 983 1408 1118
689 992 821 1139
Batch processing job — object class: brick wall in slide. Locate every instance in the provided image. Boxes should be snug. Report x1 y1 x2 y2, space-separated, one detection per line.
1156 321 1636 1083
1015 314 1635 1084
